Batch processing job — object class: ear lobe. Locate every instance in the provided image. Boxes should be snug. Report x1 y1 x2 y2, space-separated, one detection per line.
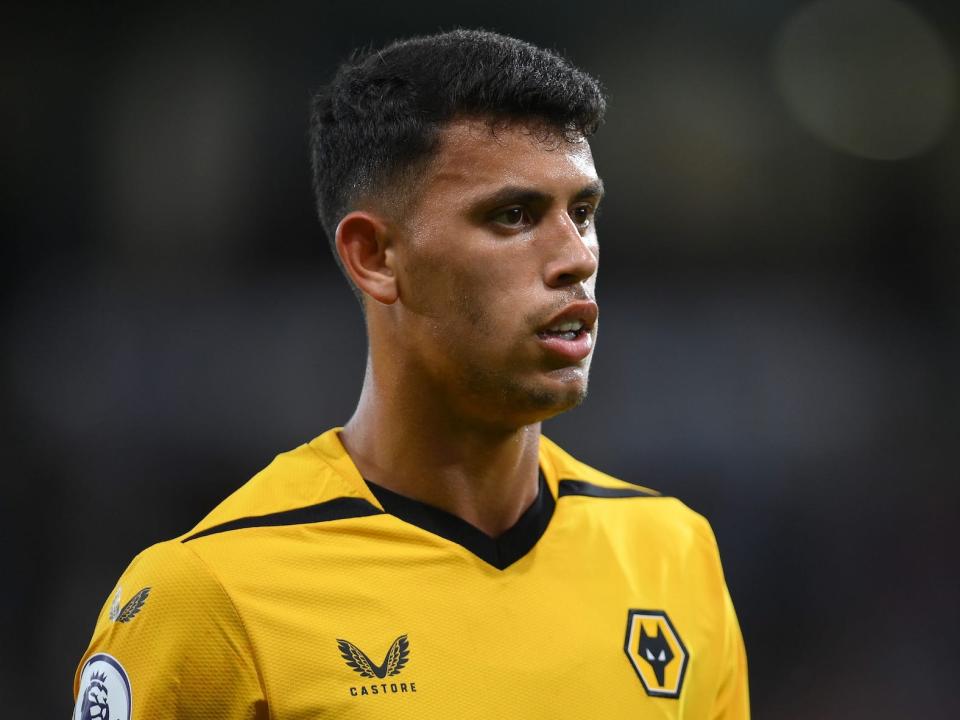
335 211 398 305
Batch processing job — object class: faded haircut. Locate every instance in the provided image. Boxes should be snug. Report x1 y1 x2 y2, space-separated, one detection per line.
309 29 606 296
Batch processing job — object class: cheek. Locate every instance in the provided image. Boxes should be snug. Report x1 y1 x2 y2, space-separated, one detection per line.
444 266 500 333
398 226 543 347
402 246 494 323
446 260 540 338
399 258 484 348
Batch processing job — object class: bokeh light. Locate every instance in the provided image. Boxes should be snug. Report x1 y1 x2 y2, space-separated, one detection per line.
774 0 956 160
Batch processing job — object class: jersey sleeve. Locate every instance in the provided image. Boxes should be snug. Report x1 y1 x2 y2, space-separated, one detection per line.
685 507 750 720
72 540 266 720
710 581 750 719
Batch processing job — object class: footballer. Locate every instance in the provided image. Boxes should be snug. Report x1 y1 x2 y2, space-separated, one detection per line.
73 29 749 719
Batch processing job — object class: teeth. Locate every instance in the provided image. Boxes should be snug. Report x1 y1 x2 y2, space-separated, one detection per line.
548 320 584 333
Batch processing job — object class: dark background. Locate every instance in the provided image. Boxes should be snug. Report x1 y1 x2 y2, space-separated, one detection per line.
4 1 959 717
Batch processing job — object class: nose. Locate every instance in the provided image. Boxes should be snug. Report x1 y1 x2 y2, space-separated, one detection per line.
543 212 598 288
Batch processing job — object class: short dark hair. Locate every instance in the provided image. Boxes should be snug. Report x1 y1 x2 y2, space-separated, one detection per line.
309 29 606 293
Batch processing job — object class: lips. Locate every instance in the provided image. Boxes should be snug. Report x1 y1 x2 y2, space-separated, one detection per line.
537 300 598 336
535 300 598 363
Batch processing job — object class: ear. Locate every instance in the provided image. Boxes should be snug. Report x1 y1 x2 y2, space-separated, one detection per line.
335 211 398 305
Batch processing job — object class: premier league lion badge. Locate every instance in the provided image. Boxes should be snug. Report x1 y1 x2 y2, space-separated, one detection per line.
73 653 132 720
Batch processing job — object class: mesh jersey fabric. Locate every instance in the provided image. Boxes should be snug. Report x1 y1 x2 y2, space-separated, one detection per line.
73 428 749 719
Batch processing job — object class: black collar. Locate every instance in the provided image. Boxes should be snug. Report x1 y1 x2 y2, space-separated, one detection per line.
364 472 555 570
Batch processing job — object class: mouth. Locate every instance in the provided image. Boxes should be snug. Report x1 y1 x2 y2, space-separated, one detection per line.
535 301 598 364
536 319 589 342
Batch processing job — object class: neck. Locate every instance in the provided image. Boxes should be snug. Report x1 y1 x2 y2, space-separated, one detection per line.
340 358 542 538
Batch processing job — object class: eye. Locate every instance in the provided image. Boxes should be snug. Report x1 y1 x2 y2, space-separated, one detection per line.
491 206 530 228
570 203 596 230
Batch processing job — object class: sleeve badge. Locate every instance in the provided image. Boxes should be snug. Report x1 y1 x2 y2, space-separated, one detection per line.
73 653 132 720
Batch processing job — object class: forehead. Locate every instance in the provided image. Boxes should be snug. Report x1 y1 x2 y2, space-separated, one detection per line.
421 117 599 199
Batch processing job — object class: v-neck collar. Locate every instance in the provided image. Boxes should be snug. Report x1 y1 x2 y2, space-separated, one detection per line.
364 471 555 570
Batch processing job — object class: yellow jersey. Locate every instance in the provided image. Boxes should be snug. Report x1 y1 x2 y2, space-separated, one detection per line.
73 429 748 719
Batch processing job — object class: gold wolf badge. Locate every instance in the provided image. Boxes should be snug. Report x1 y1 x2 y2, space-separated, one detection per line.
623 609 688 698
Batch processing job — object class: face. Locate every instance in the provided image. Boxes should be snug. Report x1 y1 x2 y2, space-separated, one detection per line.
388 117 603 430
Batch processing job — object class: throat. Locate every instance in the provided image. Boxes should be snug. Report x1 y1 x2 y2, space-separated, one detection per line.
339 421 543 538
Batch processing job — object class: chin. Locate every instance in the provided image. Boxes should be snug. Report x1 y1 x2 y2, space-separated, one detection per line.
457 360 590 427
530 382 588 415
510 371 590 423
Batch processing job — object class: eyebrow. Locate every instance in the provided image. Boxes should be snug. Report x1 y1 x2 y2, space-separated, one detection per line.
575 179 606 202
474 179 605 210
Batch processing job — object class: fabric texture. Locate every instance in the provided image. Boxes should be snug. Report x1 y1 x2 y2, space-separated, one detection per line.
74 428 748 719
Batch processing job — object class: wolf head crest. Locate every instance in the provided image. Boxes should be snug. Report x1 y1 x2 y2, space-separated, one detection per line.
623 609 689 699
638 624 675 686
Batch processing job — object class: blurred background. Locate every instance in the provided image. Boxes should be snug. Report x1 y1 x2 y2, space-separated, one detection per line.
3 0 958 716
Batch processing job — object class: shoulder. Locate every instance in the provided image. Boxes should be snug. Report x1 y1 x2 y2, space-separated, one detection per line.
540 434 660 495
540 434 720 554
74 537 266 717
81 539 239 644
177 428 368 542
80 428 362 653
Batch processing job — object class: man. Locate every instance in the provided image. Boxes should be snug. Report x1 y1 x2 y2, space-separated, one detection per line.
73 30 748 719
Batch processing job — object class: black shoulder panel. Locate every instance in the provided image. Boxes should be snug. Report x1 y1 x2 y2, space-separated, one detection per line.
181 497 383 542
558 479 658 499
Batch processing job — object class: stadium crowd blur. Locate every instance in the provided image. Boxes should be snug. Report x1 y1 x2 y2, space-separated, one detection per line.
3 1 958 717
